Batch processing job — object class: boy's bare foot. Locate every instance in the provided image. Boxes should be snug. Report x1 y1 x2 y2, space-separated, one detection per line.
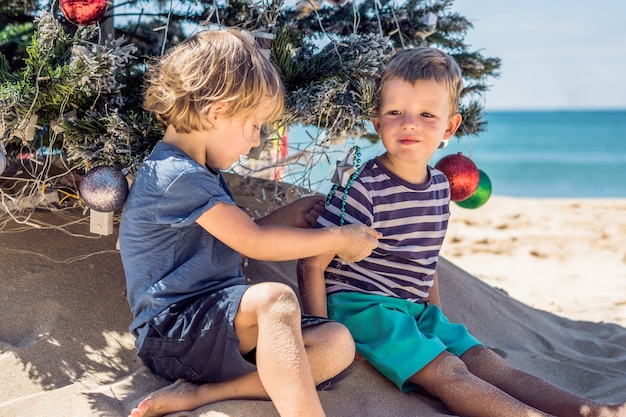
599 403 626 417
585 402 626 417
128 379 201 417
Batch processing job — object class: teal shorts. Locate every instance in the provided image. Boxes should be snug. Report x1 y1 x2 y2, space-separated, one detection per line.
328 292 483 392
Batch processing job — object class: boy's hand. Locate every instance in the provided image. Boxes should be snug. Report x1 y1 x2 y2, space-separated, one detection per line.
336 225 381 262
292 196 326 228
258 196 325 228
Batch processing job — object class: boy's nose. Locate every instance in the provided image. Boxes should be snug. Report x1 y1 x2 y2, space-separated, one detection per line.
401 114 418 128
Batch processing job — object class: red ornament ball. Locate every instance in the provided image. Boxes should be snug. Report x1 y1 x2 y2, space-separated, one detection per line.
60 0 107 26
80 165 129 212
434 152 480 202
455 169 492 209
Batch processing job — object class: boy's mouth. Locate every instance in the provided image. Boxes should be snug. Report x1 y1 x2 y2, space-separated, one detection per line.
399 137 421 145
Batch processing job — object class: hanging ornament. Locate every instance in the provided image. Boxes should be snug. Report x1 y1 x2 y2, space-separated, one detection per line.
60 0 107 26
242 30 275 61
455 169 492 209
80 165 129 212
326 146 362 226
434 152 480 202
417 12 438 39
331 146 361 188
0 151 6 176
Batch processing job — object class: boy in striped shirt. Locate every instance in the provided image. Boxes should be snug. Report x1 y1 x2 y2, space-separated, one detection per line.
298 47 626 417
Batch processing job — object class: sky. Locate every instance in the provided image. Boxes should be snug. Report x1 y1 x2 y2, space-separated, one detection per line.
451 0 626 110
116 0 626 111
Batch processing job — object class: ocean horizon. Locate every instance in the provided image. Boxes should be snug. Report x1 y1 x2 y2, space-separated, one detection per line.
280 109 626 199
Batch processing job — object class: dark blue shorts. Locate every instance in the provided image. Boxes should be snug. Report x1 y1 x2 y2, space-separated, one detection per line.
137 284 332 383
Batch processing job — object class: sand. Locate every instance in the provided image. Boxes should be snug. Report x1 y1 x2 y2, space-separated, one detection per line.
443 197 626 327
1 176 625 417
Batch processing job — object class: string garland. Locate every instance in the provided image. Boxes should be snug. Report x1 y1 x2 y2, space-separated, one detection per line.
326 145 362 226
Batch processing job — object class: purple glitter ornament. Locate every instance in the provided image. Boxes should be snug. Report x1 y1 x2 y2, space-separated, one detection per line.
80 165 129 212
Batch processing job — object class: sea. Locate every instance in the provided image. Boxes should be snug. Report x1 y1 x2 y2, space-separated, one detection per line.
280 110 626 198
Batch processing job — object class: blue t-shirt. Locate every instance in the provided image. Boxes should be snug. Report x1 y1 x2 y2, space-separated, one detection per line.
317 157 450 302
119 141 244 338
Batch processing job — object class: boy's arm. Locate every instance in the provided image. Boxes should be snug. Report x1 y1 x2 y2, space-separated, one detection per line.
297 253 335 317
196 201 380 262
427 271 442 310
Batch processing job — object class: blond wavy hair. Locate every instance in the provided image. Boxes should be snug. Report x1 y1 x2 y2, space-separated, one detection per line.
378 47 463 116
143 29 285 134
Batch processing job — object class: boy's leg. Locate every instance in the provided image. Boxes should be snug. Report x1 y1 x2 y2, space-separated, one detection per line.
461 346 626 417
129 320 354 417
129 282 352 417
328 293 551 416
128 372 267 417
234 281 326 417
408 351 553 417
301 319 356 384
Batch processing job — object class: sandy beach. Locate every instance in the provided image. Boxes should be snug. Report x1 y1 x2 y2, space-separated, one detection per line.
443 197 626 327
1 177 625 416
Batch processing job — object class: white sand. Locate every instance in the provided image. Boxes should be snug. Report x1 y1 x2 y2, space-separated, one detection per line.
443 197 626 326
1 178 625 416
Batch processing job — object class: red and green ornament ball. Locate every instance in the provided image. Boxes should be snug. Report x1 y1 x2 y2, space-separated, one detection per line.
434 152 480 202
455 169 492 209
60 0 107 26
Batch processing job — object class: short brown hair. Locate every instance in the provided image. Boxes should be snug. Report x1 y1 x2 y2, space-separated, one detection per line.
143 29 285 133
379 47 463 115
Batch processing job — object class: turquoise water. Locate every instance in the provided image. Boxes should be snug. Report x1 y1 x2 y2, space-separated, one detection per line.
283 110 626 198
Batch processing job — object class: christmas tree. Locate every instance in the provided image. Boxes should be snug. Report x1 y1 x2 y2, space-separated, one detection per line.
0 0 500 216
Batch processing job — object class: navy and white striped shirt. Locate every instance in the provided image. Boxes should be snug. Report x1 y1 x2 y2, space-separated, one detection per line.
317 157 450 303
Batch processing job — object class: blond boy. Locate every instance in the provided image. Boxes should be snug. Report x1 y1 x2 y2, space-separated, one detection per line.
119 29 380 417
298 47 626 417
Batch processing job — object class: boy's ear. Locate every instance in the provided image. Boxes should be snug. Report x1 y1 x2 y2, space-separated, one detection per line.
371 108 381 135
372 117 381 135
443 112 462 139
207 101 229 122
